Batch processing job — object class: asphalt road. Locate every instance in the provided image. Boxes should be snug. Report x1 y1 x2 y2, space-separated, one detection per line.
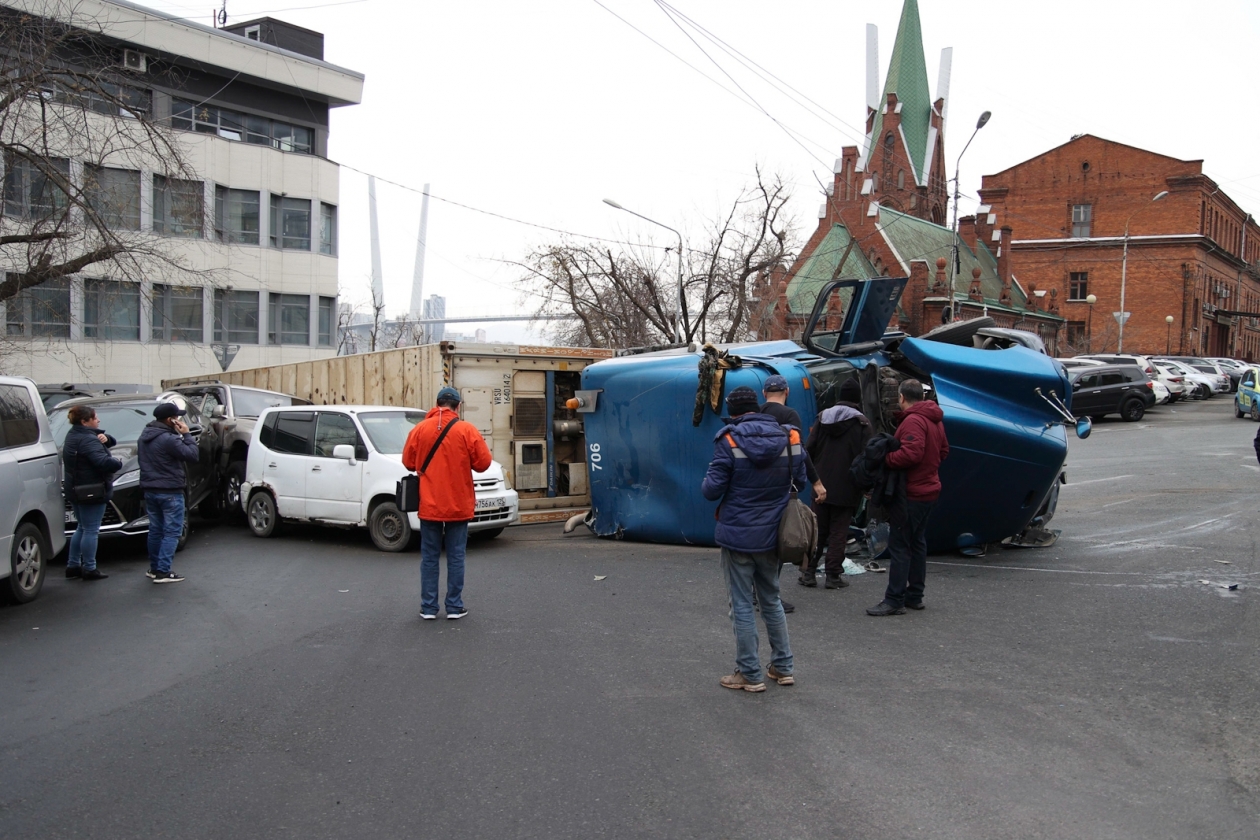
2 397 1258 839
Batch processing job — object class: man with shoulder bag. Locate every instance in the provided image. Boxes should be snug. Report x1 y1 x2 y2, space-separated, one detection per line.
402 387 492 621
701 386 807 693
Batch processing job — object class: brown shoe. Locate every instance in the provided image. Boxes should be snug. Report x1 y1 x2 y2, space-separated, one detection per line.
766 665 795 686
720 671 766 692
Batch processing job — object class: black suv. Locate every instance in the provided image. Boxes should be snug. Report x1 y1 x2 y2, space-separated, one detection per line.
1069 364 1157 422
47 393 222 548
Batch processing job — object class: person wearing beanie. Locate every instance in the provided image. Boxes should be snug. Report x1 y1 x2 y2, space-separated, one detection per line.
701 385 806 692
802 377 872 589
402 386 492 620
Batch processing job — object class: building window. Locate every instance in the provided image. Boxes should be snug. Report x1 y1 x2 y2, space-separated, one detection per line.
170 99 313 155
5 277 71 338
152 175 204 238
1066 321 1087 349
244 25 261 40
151 285 204 342
270 195 311 250
1069 272 1089 301
3 155 70 220
214 187 261 245
268 293 310 345
213 290 260 344
897 169 905 190
1071 204 1092 238
318 296 335 346
83 279 141 340
319 203 337 255
84 166 141 230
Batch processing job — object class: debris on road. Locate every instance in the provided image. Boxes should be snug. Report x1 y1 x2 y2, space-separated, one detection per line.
594 575 607 581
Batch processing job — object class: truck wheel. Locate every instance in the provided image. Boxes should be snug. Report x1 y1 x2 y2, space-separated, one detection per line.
247 492 278 538
1120 399 1145 422
368 501 411 552
223 462 246 521
5 523 47 604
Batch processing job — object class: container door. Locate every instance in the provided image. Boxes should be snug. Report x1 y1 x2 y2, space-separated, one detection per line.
305 413 366 523
460 387 494 449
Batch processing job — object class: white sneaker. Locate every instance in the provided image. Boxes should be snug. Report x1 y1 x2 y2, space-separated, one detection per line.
421 612 437 620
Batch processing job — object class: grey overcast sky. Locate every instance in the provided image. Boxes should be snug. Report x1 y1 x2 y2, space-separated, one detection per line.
142 0 1260 343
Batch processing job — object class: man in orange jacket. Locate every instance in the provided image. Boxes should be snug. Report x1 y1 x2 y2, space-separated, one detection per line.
402 387 492 620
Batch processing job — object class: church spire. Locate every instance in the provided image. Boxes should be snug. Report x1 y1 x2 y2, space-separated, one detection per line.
863 0 933 184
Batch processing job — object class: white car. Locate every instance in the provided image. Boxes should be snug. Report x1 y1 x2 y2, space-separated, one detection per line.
1148 365 1187 402
241 405 519 551
1150 379 1171 405
1156 361 1215 399
0 376 67 604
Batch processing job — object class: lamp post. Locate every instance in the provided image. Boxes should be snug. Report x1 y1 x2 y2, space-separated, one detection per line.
1166 315 1174 355
1118 190 1169 352
947 111 992 323
603 198 687 343
1085 293 1097 352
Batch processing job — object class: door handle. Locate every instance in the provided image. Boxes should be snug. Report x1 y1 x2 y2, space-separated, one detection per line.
268 462 277 468
312 466 321 472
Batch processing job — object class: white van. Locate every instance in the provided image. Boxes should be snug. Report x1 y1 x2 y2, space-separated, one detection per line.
241 406 519 551
0 376 68 604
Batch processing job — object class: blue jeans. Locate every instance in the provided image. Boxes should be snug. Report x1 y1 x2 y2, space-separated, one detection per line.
145 492 185 574
884 499 935 607
420 520 469 615
68 502 107 572
720 547 793 682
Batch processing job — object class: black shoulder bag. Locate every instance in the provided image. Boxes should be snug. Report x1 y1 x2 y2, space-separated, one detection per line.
69 433 107 505
396 418 460 513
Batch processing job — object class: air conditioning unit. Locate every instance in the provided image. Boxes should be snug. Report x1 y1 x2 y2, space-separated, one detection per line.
122 50 147 72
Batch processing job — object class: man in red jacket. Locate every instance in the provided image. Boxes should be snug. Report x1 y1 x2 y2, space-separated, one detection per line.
867 379 949 616
402 387 493 620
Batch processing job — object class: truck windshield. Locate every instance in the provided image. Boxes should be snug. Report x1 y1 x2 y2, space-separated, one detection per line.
230 387 303 418
358 410 426 455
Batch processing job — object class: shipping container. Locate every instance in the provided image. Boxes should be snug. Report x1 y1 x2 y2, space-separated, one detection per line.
163 342 614 524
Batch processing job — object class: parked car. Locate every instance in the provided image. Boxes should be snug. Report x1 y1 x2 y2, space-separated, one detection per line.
47 393 222 548
1150 379 1171 405
1234 366 1260 420
1155 361 1214 400
37 383 154 411
1156 357 1231 395
1068 364 1157 421
241 406 520 552
165 382 312 518
1207 358 1246 392
0 376 67 604
1058 357 1105 369
1074 353 1159 379
1148 364 1187 402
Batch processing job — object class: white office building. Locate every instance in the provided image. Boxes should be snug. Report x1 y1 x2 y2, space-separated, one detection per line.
0 0 363 387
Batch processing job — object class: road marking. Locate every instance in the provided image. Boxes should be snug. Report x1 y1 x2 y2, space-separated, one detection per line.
1065 475 1134 486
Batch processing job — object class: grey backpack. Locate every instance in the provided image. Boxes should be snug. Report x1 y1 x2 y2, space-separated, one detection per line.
776 425 818 566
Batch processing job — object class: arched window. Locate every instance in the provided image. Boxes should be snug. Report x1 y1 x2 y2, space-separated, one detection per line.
897 170 905 190
884 132 895 154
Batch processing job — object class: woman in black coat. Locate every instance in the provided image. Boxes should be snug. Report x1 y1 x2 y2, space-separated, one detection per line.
800 378 873 589
63 405 122 581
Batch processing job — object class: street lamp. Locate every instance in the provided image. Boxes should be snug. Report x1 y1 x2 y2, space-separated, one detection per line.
948 111 992 323
603 198 687 343
1118 190 1169 352
1085 293 1097 352
1166 315 1175 355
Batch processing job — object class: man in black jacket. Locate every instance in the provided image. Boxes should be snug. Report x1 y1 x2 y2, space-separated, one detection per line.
138 403 199 583
802 378 872 589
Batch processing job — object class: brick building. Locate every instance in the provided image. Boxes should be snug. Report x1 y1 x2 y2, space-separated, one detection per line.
979 135 1260 359
762 0 1063 349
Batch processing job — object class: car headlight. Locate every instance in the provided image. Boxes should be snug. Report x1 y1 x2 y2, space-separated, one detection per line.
502 473 512 490
113 469 140 488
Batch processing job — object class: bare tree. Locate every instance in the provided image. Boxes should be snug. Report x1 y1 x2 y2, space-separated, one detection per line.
0 1 208 311
516 168 797 348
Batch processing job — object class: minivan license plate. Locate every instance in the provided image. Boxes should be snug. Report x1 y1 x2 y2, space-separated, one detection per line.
475 498 501 510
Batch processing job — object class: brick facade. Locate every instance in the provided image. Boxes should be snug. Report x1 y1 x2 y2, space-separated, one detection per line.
980 135 1260 359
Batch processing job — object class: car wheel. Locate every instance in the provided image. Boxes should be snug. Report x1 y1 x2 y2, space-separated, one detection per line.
1120 399 1145 422
176 516 190 552
368 501 411 552
1237 400 1245 418
1251 404 1260 422
247 492 278 538
6 523 47 605
222 462 246 522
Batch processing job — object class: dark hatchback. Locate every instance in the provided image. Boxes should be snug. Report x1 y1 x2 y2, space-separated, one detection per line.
47 394 222 547
1068 364 1157 422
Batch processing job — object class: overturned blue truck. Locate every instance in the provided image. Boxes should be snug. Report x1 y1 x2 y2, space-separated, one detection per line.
570 278 1090 554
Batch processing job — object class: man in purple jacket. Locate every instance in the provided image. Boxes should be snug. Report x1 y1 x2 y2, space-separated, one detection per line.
701 386 807 693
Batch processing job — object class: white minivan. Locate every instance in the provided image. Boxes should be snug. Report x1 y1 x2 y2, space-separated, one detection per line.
241 405 519 551
0 376 67 604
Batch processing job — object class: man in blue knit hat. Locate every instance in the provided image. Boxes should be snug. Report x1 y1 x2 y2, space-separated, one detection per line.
701 385 805 692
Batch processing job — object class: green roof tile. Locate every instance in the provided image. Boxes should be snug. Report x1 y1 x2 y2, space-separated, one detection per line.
784 224 878 314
